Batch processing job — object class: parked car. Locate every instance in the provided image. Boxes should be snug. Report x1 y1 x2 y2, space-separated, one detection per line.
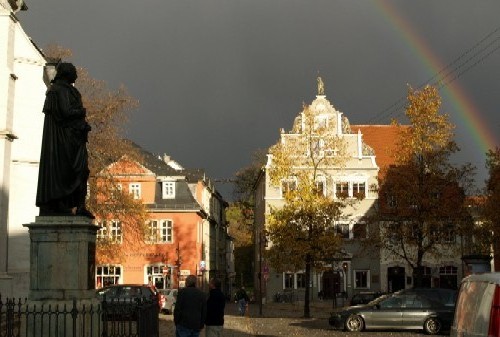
399 287 457 307
329 290 455 334
349 292 385 306
451 272 500 337
158 289 178 314
96 284 159 320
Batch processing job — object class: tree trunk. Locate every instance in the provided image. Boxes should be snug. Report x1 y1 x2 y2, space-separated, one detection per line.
303 254 311 318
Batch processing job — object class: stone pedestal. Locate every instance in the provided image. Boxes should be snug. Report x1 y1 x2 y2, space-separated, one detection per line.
22 216 101 337
23 216 98 300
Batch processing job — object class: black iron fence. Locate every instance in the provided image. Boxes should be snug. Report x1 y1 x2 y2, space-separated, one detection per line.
0 296 158 337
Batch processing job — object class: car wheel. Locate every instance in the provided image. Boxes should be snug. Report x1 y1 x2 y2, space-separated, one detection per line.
345 315 364 332
423 317 441 335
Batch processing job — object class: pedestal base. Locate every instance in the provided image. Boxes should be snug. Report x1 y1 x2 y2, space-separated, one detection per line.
0 272 13 297
23 216 99 301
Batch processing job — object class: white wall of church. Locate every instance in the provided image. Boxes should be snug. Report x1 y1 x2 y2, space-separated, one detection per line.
0 3 45 298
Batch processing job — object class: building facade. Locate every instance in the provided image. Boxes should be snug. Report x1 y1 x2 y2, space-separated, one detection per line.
254 90 381 303
0 0 46 298
254 84 466 305
95 147 233 294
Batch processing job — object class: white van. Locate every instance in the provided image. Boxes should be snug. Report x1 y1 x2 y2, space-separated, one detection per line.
451 273 500 337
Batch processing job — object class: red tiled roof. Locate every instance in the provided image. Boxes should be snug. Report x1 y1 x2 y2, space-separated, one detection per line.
351 125 403 170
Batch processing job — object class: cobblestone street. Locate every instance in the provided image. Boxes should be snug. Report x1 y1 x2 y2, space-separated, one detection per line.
159 301 433 337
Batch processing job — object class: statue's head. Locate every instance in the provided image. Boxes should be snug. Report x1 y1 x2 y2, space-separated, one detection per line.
54 62 78 84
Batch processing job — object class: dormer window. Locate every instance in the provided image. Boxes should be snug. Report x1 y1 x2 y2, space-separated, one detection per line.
162 181 175 199
129 183 141 199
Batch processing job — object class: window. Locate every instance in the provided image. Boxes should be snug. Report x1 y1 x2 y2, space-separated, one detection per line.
335 182 349 198
129 183 141 199
353 182 366 199
335 222 350 239
386 193 397 208
442 224 455 243
354 270 370 289
96 265 121 288
147 219 173 243
97 220 122 244
315 177 326 196
111 183 123 198
147 265 170 289
162 182 175 199
353 222 367 239
281 178 297 197
387 223 401 243
296 273 306 288
440 266 458 275
284 272 294 289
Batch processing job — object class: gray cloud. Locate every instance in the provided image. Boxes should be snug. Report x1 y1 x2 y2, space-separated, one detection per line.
20 0 500 198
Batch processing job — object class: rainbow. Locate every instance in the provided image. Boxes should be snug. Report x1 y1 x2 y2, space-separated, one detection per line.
374 0 498 153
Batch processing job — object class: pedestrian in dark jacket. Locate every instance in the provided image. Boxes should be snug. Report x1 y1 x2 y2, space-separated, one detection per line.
205 278 225 337
174 275 207 337
235 286 249 316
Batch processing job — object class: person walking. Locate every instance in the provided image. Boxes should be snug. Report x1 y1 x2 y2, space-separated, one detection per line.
174 275 207 337
235 286 249 316
205 278 225 337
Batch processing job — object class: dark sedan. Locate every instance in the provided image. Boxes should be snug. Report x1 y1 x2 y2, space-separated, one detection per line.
96 284 159 320
329 292 455 334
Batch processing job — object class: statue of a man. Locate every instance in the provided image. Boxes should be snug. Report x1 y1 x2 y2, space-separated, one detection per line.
36 62 94 218
317 76 325 95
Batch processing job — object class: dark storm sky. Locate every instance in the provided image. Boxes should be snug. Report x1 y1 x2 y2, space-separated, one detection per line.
19 0 500 200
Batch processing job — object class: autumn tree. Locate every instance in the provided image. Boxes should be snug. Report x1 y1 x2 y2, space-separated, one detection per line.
373 85 475 287
483 147 500 260
44 45 148 260
266 103 350 318
228 149 266 287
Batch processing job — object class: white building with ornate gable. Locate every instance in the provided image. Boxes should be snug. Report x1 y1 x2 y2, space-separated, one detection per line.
254 83 382 303
0 0 46 297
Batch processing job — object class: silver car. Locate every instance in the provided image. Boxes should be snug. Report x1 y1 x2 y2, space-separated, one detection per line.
329 291 455 335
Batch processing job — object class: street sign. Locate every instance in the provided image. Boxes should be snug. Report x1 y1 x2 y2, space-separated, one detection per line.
263 265 269 281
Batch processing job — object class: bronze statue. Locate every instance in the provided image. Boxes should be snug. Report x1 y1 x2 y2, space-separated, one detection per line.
36 62 94 218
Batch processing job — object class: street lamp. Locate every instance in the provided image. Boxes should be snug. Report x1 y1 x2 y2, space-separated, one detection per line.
258 229 268 316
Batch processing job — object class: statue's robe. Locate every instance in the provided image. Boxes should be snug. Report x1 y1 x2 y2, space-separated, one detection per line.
36 79 90 214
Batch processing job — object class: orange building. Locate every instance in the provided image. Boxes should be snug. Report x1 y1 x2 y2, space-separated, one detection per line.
94 145 232 293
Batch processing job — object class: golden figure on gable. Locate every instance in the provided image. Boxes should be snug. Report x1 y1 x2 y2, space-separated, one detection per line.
317 76 325 95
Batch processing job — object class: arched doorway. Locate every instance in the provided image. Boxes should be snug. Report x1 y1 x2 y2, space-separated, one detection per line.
387 266 405 292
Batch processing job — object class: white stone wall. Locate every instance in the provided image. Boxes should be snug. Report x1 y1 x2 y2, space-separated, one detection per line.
0 4 45 298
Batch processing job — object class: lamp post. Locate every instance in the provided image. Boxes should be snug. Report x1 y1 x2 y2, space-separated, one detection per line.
258 229 268 316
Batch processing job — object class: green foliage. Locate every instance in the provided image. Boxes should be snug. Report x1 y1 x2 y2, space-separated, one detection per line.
226 204 253 247
266 194 344 271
